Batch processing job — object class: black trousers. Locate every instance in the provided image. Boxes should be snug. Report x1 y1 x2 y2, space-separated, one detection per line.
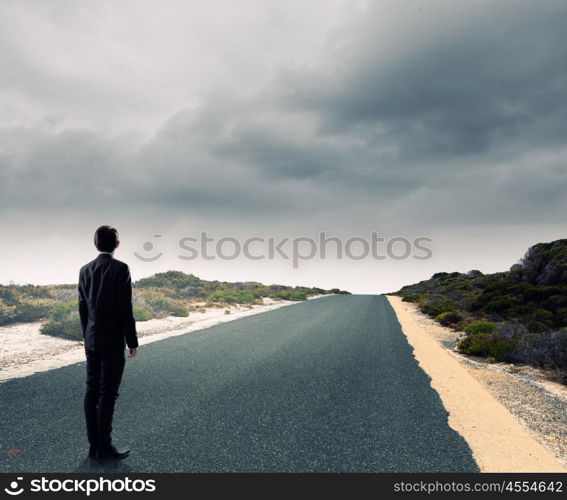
84 348 126 451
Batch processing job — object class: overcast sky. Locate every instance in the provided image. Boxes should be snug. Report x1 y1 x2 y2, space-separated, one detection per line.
1 0 566 293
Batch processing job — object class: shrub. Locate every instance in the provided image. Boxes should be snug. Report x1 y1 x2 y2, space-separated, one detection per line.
420 297 458 317
467 270 483 278
135 271 202 290
532 308 554 323
207 289 256 304
436 311 464 326
273 290 307 301
133 306 153 321
457 334 516 361
142 291 189 317
392 239 567 378
0 298 16 325
557 307 567 325
527 321 548 333
401 295 418 302
465 321 496 335
161 300 189 317
251 285 269 298
507 329 567 375
13 297 53 322
40 301 82 340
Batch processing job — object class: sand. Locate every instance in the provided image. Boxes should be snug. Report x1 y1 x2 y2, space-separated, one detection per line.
387 295 566 473
0 297 306 382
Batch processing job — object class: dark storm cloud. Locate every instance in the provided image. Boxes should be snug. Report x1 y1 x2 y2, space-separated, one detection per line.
213 127 337 180
277 1 567 163
0 123 298 216
1 0 567 226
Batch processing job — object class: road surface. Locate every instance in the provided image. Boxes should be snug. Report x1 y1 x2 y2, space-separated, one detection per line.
0 295 478 472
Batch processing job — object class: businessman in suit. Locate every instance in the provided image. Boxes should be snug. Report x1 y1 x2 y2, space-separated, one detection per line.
78 225 139 460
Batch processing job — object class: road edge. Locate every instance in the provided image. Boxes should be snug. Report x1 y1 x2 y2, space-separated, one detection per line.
0 298 313 383
386 294 566 473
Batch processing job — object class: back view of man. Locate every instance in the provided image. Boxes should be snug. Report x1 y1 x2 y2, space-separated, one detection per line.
78 225 139 460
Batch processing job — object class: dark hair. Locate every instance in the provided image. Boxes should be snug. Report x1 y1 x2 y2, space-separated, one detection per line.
94 225 119 252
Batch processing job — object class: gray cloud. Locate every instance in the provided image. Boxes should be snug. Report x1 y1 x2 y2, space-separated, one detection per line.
2 1 567 293
279 1 567 163
1 0 566 231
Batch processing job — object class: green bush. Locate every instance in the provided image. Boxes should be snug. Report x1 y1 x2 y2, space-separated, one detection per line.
527 320 548 333
273 290 307 301
13 297 53 322
465 321 496 335
436 311 464 326
393 239 567 377
142 291 189 317
457 334 516 361
250 285 269 298
557 307 567 325
207 289 257 304
40 301 82 340
133 306 152 321
162 301 188 317
420 297 458 317
533 308 554 323
2 273 347 327
401 295 418 302
0 298 16 325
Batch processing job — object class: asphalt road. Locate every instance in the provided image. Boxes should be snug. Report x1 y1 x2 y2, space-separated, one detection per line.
0 295 478 472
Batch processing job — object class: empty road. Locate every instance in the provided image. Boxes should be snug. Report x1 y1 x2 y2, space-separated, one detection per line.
0 295 478 472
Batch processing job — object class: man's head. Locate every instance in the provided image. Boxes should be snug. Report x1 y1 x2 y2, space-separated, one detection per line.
94 225 120 252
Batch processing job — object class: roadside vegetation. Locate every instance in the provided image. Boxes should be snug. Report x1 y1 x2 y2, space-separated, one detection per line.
394 239 567 383
0 270 349 341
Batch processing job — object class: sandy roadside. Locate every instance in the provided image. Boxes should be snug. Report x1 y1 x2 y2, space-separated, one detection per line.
387 295 566 473
0 297 314 382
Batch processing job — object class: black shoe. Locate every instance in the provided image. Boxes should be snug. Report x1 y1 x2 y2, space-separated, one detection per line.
88 445 97 458
96 445 130 460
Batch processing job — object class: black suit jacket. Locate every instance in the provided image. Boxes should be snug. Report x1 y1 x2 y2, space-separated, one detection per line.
78 254 139 351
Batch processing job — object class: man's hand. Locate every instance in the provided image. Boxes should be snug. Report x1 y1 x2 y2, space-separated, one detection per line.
128 347 138 359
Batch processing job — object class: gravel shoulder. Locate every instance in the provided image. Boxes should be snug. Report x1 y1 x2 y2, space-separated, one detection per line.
387 295 566 472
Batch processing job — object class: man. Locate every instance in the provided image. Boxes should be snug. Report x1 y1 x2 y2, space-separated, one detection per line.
78 225 139 460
